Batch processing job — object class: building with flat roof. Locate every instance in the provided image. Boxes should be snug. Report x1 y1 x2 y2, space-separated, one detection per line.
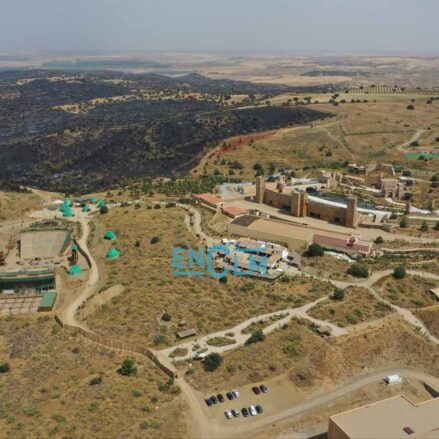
328 395 439 439
193 193 223 209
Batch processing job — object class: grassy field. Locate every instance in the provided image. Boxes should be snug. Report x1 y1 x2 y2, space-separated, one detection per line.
414 308 439 339
0 315 187 439
198 97 439 190
307 287 393 327
184 318 439 393
0 191 40 222
84 205 333 348
378 274 437 308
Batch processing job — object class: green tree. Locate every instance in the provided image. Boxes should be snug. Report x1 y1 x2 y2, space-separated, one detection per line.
333 288 345 301
393 266 406 279
0 363 10 373
89 376 102 386
305 243 324 257
203 353 223 372
374 236 384 244
150 236 160 244
347 264 369 278
118 358 137 376
161 312 171 322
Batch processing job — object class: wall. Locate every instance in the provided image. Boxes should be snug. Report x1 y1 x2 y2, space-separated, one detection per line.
328 418 351 439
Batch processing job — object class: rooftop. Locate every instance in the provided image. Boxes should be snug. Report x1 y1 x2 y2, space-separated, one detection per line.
330 395 439 439
194 193 223 206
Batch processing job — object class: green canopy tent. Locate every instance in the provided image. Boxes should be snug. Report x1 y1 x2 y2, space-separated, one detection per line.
69 265 83 276
65 198 72 207
71 244 78 252
104 230 117 241
82 204 91 212
62 206 74 217
90 197 98 204
97 200 106 209
106 248 120 260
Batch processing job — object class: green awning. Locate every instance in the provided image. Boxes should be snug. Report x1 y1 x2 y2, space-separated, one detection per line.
90 197 98 204
82 204 91 212
39 291 56 308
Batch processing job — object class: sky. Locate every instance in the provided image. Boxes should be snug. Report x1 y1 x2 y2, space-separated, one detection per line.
0 0 438 55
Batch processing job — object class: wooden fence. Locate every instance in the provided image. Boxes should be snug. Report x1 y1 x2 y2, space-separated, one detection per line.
54 314 177 379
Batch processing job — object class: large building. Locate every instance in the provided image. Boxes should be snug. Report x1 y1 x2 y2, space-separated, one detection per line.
328 395 439 439
255 176 360 228
228 215 373 257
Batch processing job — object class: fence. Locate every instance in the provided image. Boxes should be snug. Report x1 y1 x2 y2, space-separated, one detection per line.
54 314 177 379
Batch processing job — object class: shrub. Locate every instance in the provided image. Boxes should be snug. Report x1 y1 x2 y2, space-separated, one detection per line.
435 221 439 231
117 358 137 376
203 353 223 372
219 276 228 284
333 288 345 301
0 363 10 373
245 329 266 345
154 204 161 209
399 216 409 228
161 312 171 322
100 205 109 214
165 202 176 208
305 243 324 257
374 236 384 244
347 264 369 278
420 220 428 232
150 236 160 244
89 376 102 386
393 266 406 279
135 240 141 247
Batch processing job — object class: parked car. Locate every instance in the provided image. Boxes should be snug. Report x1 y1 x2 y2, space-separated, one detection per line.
252 386 261 395
249 405 257 416
210 395 218 404
232 389 240 398
256 405 263 414
226 392 235 400
217 394 225 403
259 384 268 393
232 409 240 417
205 398 213 407
224 410 233 420
242 407 249 417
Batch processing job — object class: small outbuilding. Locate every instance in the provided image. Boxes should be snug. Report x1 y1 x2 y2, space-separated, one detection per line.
106 248 120 260
38 291 57 312
69 265 83 276
104 230 117 241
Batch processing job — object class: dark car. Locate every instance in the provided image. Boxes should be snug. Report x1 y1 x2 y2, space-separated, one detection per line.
252 386 261 395
242 407 249 417
256 405 263 414
226 392 235 400
217 393 225 403
205 398 213 407
210 395 218 404
259 384 268 393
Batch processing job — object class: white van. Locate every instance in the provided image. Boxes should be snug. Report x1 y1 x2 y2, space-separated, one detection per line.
385 375 402 385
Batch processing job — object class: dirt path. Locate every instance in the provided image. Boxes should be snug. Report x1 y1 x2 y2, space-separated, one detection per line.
395 128 428 153
159 297 347 361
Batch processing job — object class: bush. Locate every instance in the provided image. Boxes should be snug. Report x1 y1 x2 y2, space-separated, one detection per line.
150 236 160 244
420 220 428 232
100 205 109 214
399 216 409 228
203 353 223 372
117 358 137 376
347 264 369 278
165 202 176 208
161 312 171 322
333 288 345 301
434 221 439 231
219 276 228 284
89 376 102 386
393 266 406 279
305 243 324 257
135 240 141 247
374 236 384 244
245 329 266 345
0 363 10 373
154 204 161 209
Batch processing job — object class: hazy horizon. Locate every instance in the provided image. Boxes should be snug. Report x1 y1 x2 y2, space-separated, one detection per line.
1 0 438 55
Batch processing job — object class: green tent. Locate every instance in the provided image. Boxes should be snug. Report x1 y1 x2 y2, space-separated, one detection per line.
97 200 106 209
63 206 74 217
65 198 72 207
71 244 78 252
69 265 82 276
82 204 91 212
104 230 117 240
106 248 120 260
90 197 98 204
59 201 70 212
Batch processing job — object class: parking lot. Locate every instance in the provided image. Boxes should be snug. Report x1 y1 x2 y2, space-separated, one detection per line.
202 377 302 427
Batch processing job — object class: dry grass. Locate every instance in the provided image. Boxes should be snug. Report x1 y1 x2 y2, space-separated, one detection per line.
184 318 439 393
0 315 187 439
0 191 40 222
84 205 333 348
414 308 439 338
378 274 437 308
307 287 393 327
